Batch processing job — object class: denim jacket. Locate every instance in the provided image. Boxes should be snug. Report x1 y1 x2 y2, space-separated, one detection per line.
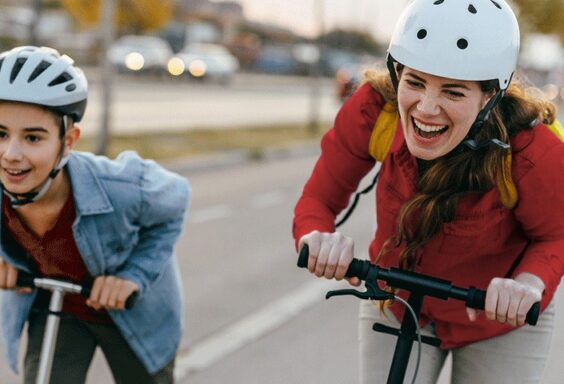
0 150 190 374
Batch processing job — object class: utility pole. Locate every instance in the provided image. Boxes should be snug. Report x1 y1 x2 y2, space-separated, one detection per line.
308 0 325 135
96 0 116 155
29 0 42 46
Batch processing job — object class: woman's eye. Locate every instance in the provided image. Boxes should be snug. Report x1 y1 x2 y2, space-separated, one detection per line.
0 131 7 139
406 80 423 88
447 91 465 98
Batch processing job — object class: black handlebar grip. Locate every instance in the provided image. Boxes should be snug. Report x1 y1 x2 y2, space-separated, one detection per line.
466 287 540 326
297 244 309 268
81 285 139 310
15 272 36 288
297 244 371 280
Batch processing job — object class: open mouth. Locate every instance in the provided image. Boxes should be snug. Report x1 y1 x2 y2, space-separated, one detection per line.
3 168 31 178
412 117 448 139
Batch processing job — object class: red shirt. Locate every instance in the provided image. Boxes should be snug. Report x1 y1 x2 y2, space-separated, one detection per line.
293 83 564 348
3 195 112 324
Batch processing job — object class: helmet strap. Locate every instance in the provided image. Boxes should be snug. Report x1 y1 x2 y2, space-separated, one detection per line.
386 54 400 92
458 90 510 152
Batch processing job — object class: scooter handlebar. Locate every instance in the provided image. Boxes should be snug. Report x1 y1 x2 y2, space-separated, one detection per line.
297 244 540 325
16 272 138 310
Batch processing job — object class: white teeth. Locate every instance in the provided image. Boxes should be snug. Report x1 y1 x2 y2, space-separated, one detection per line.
413 118 447 132
5 169 26 175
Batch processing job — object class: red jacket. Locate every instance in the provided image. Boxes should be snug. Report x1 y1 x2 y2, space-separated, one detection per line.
293 83 564 348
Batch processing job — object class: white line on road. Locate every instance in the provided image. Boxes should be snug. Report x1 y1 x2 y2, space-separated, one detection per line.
173 278 344 380
249 191 286 209
190 205 233 224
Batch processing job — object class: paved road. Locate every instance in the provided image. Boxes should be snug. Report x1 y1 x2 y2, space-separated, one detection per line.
79 73 341 136
0 151 563 383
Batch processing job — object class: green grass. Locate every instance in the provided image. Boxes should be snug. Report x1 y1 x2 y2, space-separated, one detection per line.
74 123 330 161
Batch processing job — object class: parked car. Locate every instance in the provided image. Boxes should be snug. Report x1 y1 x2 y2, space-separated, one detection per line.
168 43 239 83
108 35 173 74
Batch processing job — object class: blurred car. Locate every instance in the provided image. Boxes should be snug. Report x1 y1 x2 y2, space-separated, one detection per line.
167 43 239 83
108 35 173 74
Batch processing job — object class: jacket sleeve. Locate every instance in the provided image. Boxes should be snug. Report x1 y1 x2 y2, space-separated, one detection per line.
292 84 384 248
511 139 564 305
116 159 190 294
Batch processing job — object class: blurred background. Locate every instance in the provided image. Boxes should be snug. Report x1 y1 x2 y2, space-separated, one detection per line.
0 1 562 383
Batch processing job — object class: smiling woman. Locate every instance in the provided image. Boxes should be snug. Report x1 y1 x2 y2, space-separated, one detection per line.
292 0 564 383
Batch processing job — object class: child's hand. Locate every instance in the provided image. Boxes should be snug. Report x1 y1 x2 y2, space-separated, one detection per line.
0 258 32 294
87 275 139 311
0 257 18 290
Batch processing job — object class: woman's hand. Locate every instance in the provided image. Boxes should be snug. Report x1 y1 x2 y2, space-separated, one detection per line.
87 275 139 311
466 273 544 326
299 230 360 286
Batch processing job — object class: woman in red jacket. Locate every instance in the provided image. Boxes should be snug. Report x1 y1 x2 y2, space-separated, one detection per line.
293 0 564 382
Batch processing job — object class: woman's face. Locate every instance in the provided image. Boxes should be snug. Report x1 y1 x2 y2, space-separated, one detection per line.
397 67 491 160
0 102 66 196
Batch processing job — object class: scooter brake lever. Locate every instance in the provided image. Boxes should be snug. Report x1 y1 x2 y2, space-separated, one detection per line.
326 281 393 301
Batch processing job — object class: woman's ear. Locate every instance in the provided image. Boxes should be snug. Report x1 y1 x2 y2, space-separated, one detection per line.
64 125 81 156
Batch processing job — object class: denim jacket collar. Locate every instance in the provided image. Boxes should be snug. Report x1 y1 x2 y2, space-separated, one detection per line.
67 152 114 216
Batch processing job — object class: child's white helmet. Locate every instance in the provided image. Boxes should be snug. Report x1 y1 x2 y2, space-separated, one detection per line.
388 0 520 90
0 46 88 121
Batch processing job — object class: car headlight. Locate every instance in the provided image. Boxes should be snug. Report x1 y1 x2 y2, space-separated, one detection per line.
167 57 185 76
188 59 207 77
125 52 145 71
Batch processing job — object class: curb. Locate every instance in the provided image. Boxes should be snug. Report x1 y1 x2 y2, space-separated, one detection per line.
161 142 321 174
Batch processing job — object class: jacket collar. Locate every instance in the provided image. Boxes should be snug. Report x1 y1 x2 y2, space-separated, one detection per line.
66 152 114 216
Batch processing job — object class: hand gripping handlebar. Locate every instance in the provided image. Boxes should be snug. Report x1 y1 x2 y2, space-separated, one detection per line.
297 245 540 326
16 272 139 310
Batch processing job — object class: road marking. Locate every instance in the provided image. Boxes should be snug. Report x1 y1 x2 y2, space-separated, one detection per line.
174 278 343 380
190 205 233 224
249 191 286 209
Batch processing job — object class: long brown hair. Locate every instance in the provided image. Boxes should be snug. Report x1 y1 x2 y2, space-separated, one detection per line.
363 68 557 270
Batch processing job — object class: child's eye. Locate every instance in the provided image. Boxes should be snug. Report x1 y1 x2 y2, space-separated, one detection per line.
26 135 41 143
0 131 7 139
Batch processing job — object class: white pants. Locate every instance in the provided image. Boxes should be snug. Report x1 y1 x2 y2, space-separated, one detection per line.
358 300 555 384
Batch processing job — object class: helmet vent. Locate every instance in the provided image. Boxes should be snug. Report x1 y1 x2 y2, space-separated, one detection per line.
457 39 469 50
0 58 4 71
433 0 445 4
48 72 72 87
468 4 477 14
489 0 502 9
417 29 427 39
28 60 51 82
10 58 26 83
65 83 77 92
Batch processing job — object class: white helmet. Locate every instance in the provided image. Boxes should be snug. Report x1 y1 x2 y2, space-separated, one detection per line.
388 0 520 90
0 46 88 121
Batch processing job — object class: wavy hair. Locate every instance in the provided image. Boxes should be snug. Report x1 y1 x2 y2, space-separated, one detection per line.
362 68 557 270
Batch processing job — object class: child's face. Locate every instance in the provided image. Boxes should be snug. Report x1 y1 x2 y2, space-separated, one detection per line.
0 102 68 195
397 67 492 160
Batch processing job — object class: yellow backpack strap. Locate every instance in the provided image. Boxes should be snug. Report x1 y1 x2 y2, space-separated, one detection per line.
368 102 399 162
547 119 564 142
497 119 563 209
497 153 518 209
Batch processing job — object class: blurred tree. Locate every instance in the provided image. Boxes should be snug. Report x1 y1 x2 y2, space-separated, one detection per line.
60 0 174 33
319 29 384 54
512 0 564 41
